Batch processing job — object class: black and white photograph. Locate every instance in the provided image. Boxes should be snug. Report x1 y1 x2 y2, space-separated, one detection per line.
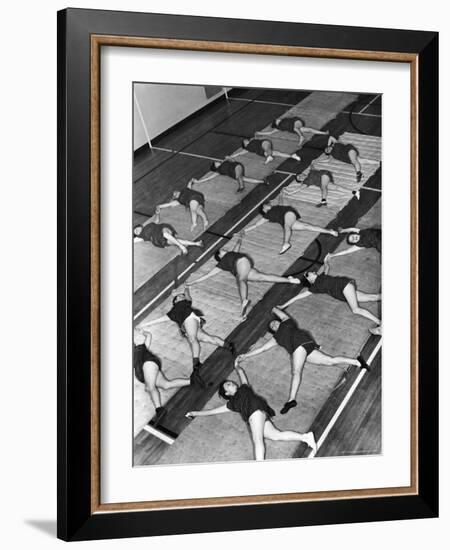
132 83 382 466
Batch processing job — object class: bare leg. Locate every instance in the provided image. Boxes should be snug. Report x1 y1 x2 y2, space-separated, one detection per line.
356 290 381 302
243 176 265 184
264 420 316 452
156 371 190 389
184 316 201 359
248 410 267 460
343 283 381 324
197 327 225 348
348 149 362 177
247 268 300 285
308 349 361 368
292 220 336 236
142 362 162 408
177 238 203 248
262 141 274 163
302 126 329 136
189 202 199 232
163 230 188 255
235 165 245 192
197 205 209 229
288 347 308 402
235 259 252 316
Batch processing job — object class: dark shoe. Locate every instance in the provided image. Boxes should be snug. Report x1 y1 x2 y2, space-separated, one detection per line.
356 171 363 183
224 340 236 356
357 355 370 371
153 406 167 427
316 199 327 208
280 400 297 415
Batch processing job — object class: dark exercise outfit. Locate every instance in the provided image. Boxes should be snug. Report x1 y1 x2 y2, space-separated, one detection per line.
309 273 355 302
355 228 381 253
226 384 275 422
329 143 359 164
303 169 334 187
178 188 205 208
273 318 318 356
276 117 305 132
133 344 161 384
216 160 244 179
262 205 301 226
216 251 254 277
140 223 177 248
244 139 267 157
167 299 205 336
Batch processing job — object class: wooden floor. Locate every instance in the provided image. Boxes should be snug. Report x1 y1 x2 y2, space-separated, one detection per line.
133 87 382 465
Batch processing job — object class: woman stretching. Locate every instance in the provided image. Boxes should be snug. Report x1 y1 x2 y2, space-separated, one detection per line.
291 165 335 207
244 202 338 255
157 187 209 232
256 116 329 147
190 160 265 193
324 135 364 183
280 264 381 334
187 235 300 319
327 226 382 259
226 138 301 164
133 208 203 255
134 328 190 424
140 287 235 388
186 364 316 460
235 307 368 415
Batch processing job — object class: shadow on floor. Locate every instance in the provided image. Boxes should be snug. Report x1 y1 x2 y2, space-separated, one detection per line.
25 519 56 538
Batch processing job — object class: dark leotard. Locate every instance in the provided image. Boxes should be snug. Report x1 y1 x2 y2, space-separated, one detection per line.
140 223 176 248
262 205 301 226
244 139 266 157
167 299 204 328
303 169 334 187
133 344 161 383
217 160 244 179
330 143 359 164
356 228 381 253
178 188 205 208
276 117 305 133
217 251 254 277
226 384 275 423
274 318 318 356
309 273 354 302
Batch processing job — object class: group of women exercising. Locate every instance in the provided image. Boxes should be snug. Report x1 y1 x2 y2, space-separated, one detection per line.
134 113 381 461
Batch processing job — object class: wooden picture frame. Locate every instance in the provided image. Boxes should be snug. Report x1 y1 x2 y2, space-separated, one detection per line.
57 8 438 541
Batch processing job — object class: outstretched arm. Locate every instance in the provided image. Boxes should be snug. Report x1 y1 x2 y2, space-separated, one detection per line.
255 128 277 136
188 267 222 286
272 306 290 322
297 221 338 237
280 290 312 309
186 404 230 418
339 227 360 234
327 245 361 260
226 150 246 159
158 200 180 209
140 315 171 328
193 173 219 184
235 366 249 385
244 218 268 233
236 338 277 361
328 135 338 146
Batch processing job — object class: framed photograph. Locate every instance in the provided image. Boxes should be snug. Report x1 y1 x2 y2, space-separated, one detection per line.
57 8 439 541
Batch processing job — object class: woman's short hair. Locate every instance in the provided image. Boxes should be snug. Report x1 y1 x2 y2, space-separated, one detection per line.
210 162 218 172
214 250 222 263
218 380 232 401
302 274 312 287
271 120 278 128
133 224 143 235
258 201 271 216
172 294 185 305
267 320 278 334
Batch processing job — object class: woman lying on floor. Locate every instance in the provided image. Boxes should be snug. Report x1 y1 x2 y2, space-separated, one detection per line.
187 233 300 320
256 116 329 147
326 226 382 258
134 327 190 425
133 207 203 255
280 261 382 335
157 187 209 232
235 307 369 415
190 159 265 193
243 201 338 255
225 137 300 165
186 364 317 461
140 286 235 389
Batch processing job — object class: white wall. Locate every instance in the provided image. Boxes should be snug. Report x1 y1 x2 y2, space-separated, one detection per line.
134 83 227 149
0 1 447 550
